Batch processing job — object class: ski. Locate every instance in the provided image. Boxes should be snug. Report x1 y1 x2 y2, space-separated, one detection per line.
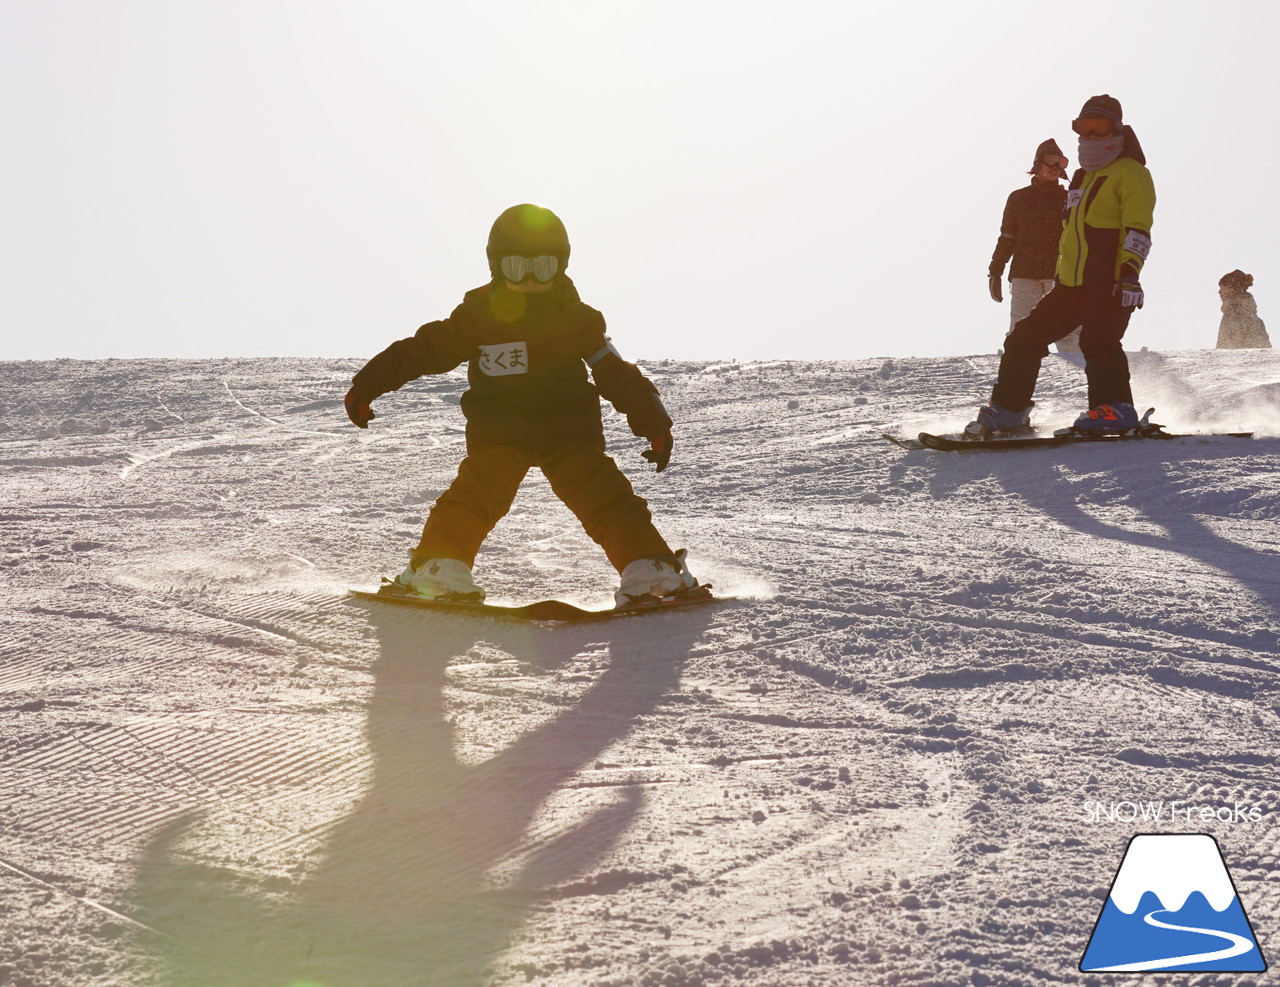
349 581 723 624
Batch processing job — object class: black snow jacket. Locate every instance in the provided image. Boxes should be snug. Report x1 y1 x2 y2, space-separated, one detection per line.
350 277 671 451
989 180 1068 281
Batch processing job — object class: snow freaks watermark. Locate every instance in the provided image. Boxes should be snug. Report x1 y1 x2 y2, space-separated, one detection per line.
1080 834 1267 973
1083 800 1266 825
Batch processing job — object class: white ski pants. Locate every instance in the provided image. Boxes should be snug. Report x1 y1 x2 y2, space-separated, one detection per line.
1010 278 1081 353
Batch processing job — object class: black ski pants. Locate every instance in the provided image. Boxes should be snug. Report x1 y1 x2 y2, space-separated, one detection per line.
991 282 1135 413
413 441 672 573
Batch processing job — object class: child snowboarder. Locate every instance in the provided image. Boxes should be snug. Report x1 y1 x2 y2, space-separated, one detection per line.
344 203 700 607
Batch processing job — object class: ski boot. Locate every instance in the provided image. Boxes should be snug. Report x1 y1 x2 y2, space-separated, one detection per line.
964 402 1033 437
614 549 706 608
390 557 485 603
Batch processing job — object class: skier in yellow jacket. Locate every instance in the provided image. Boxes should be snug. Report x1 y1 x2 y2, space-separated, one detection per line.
968 95 1156 435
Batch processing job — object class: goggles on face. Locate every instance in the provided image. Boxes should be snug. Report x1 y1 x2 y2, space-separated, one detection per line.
1042 154 1068 171
1073 116 1117 138
500 254 559 283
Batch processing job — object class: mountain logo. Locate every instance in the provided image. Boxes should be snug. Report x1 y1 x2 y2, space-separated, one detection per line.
1080 834 1266 973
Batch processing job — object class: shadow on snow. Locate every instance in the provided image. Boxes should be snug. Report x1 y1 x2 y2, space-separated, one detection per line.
128 602 714 986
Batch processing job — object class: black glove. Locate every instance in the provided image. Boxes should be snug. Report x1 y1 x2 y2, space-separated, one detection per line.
988 274 1004 303
344 388 376 428
641 433 673 472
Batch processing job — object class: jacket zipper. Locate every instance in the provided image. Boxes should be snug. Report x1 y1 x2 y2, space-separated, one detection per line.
1070 172 1096 285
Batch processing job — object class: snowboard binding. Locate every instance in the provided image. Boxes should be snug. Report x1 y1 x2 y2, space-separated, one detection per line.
1053 407 1170 440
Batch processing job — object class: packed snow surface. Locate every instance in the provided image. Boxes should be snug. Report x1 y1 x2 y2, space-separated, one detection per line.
2 349 1279 986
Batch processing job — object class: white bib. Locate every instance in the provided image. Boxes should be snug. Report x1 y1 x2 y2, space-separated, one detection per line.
477 342 529 376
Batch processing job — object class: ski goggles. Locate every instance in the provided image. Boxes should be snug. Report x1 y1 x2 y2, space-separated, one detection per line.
1041 153 1069 171
499 254 559 283
1073 116 1117 138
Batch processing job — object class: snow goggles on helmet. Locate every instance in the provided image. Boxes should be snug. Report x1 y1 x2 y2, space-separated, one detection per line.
499 254 559 283
1073 116 1117 138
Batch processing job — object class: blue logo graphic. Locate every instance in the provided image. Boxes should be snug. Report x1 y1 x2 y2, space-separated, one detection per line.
1080 834 1266 973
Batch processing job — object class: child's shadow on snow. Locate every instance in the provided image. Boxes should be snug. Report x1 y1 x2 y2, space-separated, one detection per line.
900 441 1280 629
131 602 714 986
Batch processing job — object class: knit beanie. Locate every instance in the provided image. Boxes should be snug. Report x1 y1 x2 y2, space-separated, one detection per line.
1219 270 1254 291
1073 94 1123 131
1032 138 1067 172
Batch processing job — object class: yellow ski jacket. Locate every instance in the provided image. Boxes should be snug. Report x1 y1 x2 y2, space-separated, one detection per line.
1056 154 1155 288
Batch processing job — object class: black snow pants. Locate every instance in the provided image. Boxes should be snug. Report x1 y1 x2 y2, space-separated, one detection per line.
991 282 1135 413
412 440 671 573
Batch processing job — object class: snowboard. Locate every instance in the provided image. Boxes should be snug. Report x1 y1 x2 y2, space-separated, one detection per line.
885 411 1254 450
912 427 1253 451
349 581 722 624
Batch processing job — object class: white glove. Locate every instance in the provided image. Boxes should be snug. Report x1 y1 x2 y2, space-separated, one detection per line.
1116 278 1144 310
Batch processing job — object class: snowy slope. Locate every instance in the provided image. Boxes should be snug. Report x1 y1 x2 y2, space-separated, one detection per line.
1 350 1279 986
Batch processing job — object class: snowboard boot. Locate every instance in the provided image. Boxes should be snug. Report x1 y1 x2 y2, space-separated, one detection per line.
964 401 1033 437
393 557 485 603
1069 401 1140 433
614 549 700 608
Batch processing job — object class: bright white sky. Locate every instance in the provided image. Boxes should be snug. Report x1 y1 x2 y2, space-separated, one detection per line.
4 1 1279 361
